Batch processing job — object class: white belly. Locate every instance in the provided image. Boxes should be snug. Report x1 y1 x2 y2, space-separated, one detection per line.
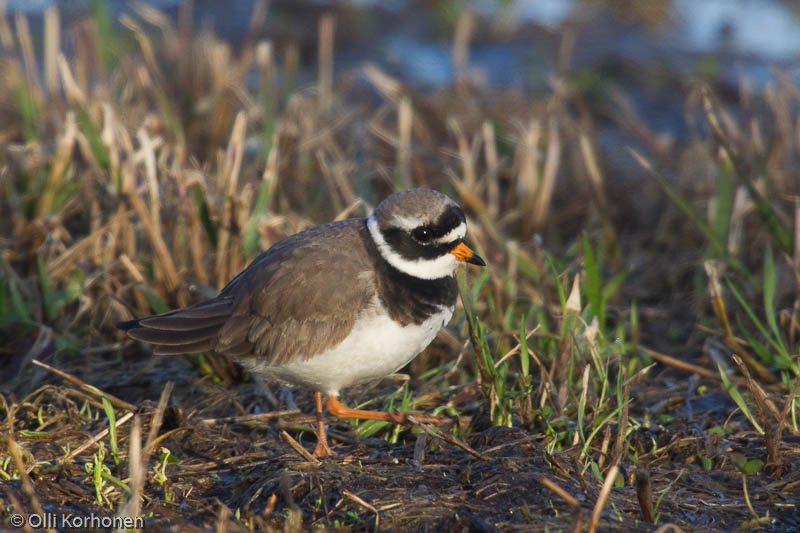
244 305 454 395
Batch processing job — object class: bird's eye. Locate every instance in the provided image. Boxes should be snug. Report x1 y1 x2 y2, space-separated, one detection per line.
412 227 433 243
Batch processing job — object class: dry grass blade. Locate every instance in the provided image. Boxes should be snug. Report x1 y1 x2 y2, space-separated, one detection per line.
317 13 335 110
396 97 412 189
481 120 500 217
47 210 131 279
37 111 77 216
704 260 735 338
43 6 59 94
514 118 541 234
120 415 143 527
579 133 619 266
66 411 134 460
144 382 174 458
362 63 402 102
539 476 578 507
731 355 792 467
215 111 247 289
588 465 618 533
200 410 301 426
15 13 41 95
452 10 474 81
279 430 321 465
8 437 51 532
0 0 13 50
123 163 182 296
535 117 560 230
639 347 717 379
610 367 630 466
407 417 489 461
214 501 232 533
57 53 86 106
31 359 136 412
341 489 380 529
448 117 478 190
120 15 158 71
178 451 274 472
3 484 35 533
135 126 161 232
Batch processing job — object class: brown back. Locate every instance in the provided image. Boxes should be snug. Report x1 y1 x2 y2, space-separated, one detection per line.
120 219 377 364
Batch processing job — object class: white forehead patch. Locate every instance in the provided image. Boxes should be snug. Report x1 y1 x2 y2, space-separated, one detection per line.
391 214 427 231
433 222 466 245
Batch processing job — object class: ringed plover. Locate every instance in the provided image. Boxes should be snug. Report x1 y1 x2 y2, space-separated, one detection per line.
118 188 485 457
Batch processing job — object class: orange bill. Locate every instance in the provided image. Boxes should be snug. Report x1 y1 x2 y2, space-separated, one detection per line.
450 241 486 266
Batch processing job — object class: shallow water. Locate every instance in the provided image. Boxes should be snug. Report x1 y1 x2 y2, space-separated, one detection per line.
9 0 800 88
7 0 799 162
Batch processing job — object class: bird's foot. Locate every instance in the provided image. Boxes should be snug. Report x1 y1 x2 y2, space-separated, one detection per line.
327 395 449 426
312 438 338 458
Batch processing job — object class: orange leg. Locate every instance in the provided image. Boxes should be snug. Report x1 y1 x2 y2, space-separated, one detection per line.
312 391 335 458
326 395 446 425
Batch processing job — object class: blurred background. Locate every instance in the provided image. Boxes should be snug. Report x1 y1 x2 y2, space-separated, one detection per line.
10 1 800 114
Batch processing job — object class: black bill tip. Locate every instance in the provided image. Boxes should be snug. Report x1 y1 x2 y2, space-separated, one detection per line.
467 253 486 267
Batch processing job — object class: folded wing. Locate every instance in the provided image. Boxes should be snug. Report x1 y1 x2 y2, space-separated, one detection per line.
118 220 375 365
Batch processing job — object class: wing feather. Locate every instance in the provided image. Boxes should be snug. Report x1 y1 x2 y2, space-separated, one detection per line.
118 219 375 366
217 220 375 365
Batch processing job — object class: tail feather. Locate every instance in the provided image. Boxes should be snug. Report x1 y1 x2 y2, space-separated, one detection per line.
154 339 215 355
117 297 233 355
138 314 228 331
117 318 144 331
125 323 221 346
172 300 232 318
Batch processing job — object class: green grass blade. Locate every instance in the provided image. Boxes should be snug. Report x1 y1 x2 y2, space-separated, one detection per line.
102 397 119 465
629 148 749 278
735 316 773 365
544 253 567 309
91 0 116 72
37 254 56 322
713 154 734 243
243 179 273 259
75 104 111 174
581 404 624 461
519 314 530 380
190 184 218 248
726 279 789 360
142 288 170 315
458 269 495 398
582 234 603 329
717 363 763 434
762 246 788 356
745 166 794 255
14 77 39 141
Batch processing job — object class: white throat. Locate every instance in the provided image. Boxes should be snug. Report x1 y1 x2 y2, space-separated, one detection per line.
367 214 459 280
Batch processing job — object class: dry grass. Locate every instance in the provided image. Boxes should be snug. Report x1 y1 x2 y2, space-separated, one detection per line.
1 2 799 531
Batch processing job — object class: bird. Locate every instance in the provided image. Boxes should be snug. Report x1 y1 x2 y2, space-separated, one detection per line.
117 188 485 457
